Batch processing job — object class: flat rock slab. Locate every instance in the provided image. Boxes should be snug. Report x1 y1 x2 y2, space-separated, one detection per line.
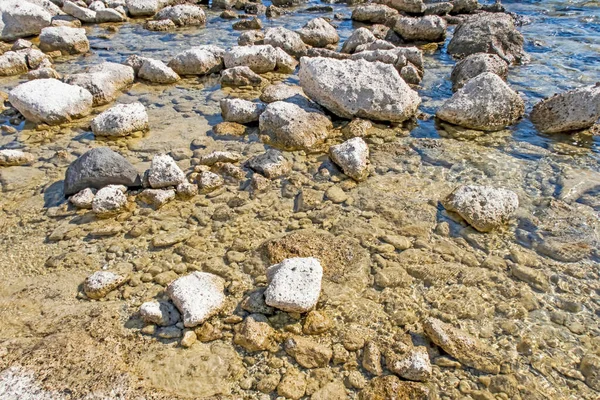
167 272 226 327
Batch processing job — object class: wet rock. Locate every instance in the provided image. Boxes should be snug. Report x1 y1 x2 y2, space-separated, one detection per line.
530 83 600 134
64 147 141 195
220 98 265 124
0 52 28 77
266 4 284 17
580 354 600 391
155 4 206 26
198 171 223 193
180 330 197 347
247 149 291 179
220 9 238 19
145 19 175 31
63 1 96 23
299 57 420 122
442 184 519 232
260 83 305 103
324 186 347 204
168 46 224 76
271 0 304 7
167 272 226 328
259 101 332 151
69 188 94 209
265 257 323 313
152 230 190 248
511 264 550 292
352 4 398 24
232 17 262 30
139 300 181 326
341 27 376 54
138 58 180 83
436 72 524 131
176 181 197 198
362 341 383 376
358 375 430 400
0 150 34 167
424 2 453 15
91 102 148 137
148 154 185 189
195 150 241 166
387 346 432 381
38 26 89 55
65 62 135 106
450 53 508 91
448 12 527 64
451 0 479 14
220 65 265 86
157 325 182 339
297 18 339 48
238 30 265 46
374 266 412 288
423 317 500 373
278 370 307 399
264 26 307 57
0 0 52 41
27 67 61 80
233 313 277 352
311 381 347 399
92 184 127 215
138 188 175 208
329 137 369 182
284 336 332 368
9 78 93 125
83 271 128 299
393 15 447 42
223 45 278 73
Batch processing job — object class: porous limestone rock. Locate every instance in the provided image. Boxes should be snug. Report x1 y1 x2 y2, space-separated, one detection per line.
265 257 323 313
167 272 226 327
91 102 149 137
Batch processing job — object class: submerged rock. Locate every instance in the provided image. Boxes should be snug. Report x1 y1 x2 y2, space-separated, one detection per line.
358 375 430 400
91 102 149 137
92 184 127 215
386 346 432 382
147 153 185 189
64 147 141 196
530 83 600 134
436 72 524 131
84 271 128 299
138 188 175 208
167 272 226 327
265 257 323 313
220 66 266 87
247 149 291 179
168 46 225 76
39 26 89 55
450 52 508 91
9 78 93 125
448 12 527 64
442 184 519 232
0 0 52 41
139 300 181 326
233 313 277 352
64 62 135 106
299 57 421 122
284 336 332 368
329 137 370 182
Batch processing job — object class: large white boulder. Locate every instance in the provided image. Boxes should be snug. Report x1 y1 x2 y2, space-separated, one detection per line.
64 62 135 106
168 46 224 76
38 26 89 55
167 272 226 327
91 102 149 137
299 57 421 122
8 79 93 125
0 0 52 41
265 257 323 313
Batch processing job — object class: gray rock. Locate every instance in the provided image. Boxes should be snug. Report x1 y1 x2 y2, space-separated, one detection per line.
84 271 128 299
167 272 226 327
9 78 93 125
393 15 447 42
530 83 600 134
92 184 128 215
341 27 376 54
63 1 96 23
264 27 307 58
259 101 332 151
168 46 224 76
382 0 424 14
220 98 265 123
38 26 89 55
140 300 181 326
238 30 265 46
220 65 266 87
297 17 339 48
155 4 205 26
247 149 292 179
223 45 278 73
273 47 298 73
232 17 262 30
69 188 94 209
329 137 369 181
138 58 180 83
298 57 421 122
271 0 305 6
352 4 398 24
450 52 508 91
436 72 524 131
64 62 135 106
0 52 28 77
148 153 185 188
0 0 52 41
64 147 141 195
448 13 527 64
442 184 519 232
424 2 453 15
265 257 323 313
451 0 479 15
91 102 149 137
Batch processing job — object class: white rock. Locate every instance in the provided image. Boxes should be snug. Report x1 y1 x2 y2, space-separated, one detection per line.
155 4 206 26
148 154 185 188
0 52 28 77
530 83 600 134
27 67 62 80
450 53 508 92
0 149 34 167
260 83 306 103
220 98 266 124
138 188 175 208
223 45 278 73
264 27 307 57
138 58 180 83
297 17 339 48
265 257 323 313
91 102 149 137
387 346 432 382
92 184 128 215
139 300 181 326
69 188 95 209
274 47 298 73
329 137 369 182
89 1 105 11
247 149 291 179
352 4 398 24
63 0 97 23
0 0 52 41
168 46 224 76
167 272 226 327
8 79 93 125
393 15 447 42
299 57 421 122
64 62 135 106
84 271 127 299
384 0 424 13
176 181 198 198
96 8 127 23
442 184 519 232
38 26 89 55
198 171 223 193
340 27 376 54
126 0 159 17
220 65 266 87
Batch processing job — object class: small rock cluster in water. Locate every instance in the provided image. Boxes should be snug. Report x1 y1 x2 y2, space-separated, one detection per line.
0 0 599 399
